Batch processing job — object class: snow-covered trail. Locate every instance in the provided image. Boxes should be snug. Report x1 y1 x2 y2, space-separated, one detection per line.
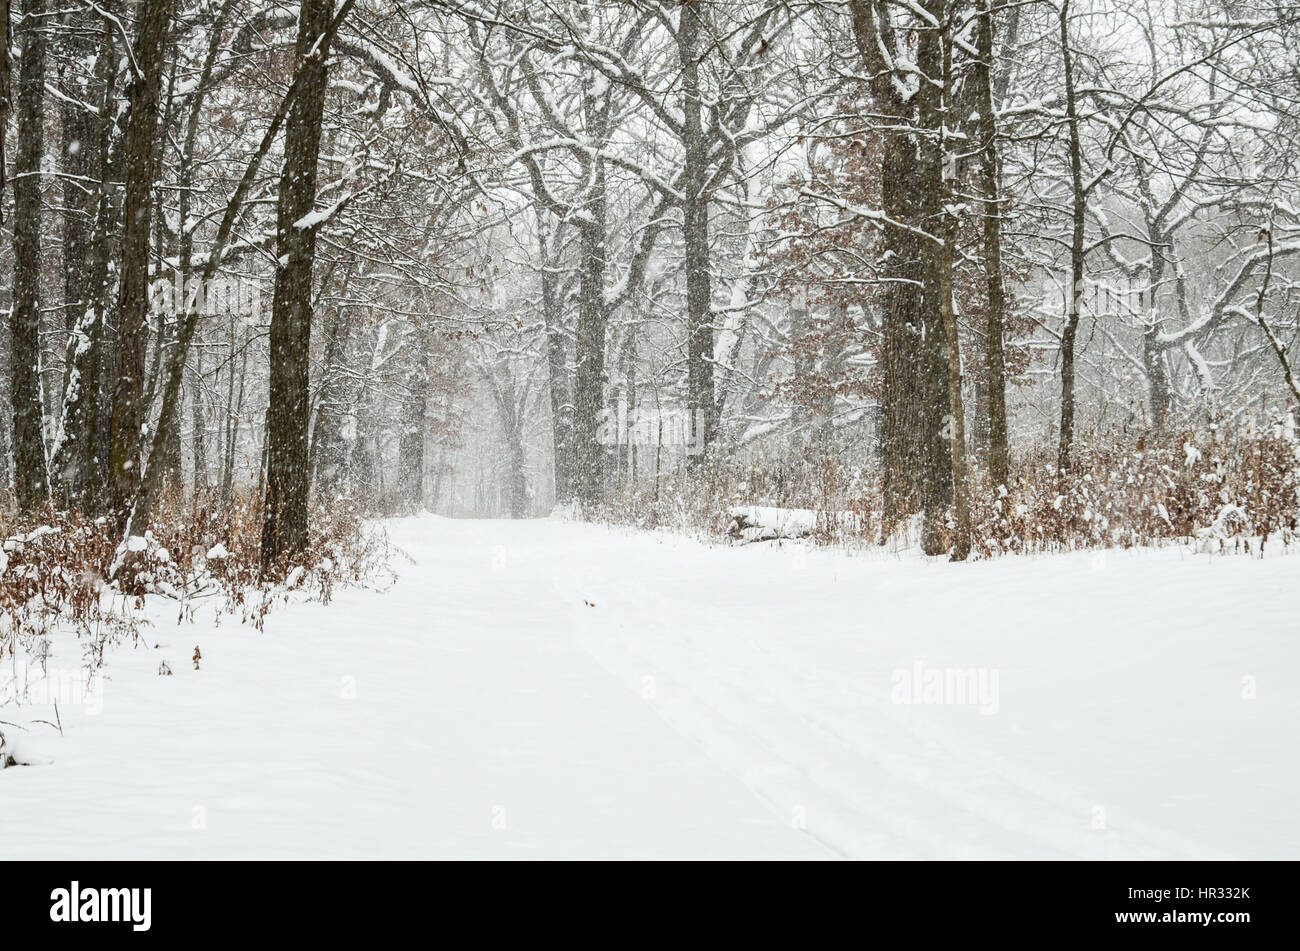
2 516 1295 859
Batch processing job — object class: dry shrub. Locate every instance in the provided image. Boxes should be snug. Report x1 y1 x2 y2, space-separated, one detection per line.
0 491 391 675
594 449 861 539
594 423 1300 557
969 428 1299 555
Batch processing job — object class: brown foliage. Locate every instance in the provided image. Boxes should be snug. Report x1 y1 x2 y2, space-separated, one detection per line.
0 492 390 675
759 93 1039 417
595 426 1300 556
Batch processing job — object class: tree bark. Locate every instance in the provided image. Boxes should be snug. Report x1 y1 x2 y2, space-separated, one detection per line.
568 67 610 508
58 8 96 398
976 0 1010 491
309 304 350 494
9 0 50 509
915 72 954 554
680 1 716 458
1057 0 1086 472
397 323 428 512
0 0 10 217
933 0 971 560
537 208 572 503
260 0 340 566
191 346 207 488
221 323 248 506
570 198 607 506
107 0 172 525
849 0 951 541
82 29 124 515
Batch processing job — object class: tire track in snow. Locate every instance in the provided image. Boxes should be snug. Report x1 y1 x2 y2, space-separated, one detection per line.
548 542 1226 859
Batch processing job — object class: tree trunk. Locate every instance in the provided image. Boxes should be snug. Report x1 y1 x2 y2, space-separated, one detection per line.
915 1 955 554
679 1 716 458
0 0 10 219
59 8 96 398
1143 323 1170 432
849 0 950 541
537 208 572 503
50 20 98 504
976 0 1010 491
191 344 207 488
261 0 339 566
81 27 123 515
569 165 608 506
107 0 172 526
933 0 971 560
876 135 931 528
309 304 351 494
9 0 50 510
0 0 12 492
622 328 638 481
396 323 428 513
1057 0 1086 472
1139 207 1171 435
506 426 527 518
221 326 248 507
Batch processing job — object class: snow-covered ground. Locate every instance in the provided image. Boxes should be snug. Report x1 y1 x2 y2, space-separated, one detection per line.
2 516 1295 859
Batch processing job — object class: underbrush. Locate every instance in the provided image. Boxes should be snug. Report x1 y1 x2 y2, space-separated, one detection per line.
592 424 1300 557
0 491 391 681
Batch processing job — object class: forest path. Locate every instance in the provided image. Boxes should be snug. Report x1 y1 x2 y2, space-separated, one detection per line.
2 515 1295 858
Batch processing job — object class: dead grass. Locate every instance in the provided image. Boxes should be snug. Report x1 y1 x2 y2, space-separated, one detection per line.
595 424 1300 556
0 491 391 676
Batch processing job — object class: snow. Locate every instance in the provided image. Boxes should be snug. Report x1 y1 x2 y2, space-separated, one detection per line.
1 516 1296 859
729 504 818 539
292 195 347 231
728 505 862 541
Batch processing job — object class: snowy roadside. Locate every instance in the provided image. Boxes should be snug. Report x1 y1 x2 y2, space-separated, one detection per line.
3 514 1296 859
